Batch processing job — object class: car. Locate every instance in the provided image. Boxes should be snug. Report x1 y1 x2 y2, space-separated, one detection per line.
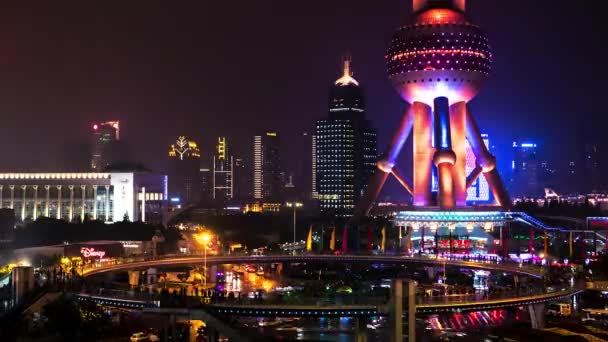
130 332 148 341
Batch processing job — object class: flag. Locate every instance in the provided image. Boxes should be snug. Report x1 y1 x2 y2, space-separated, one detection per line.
341 225 348 253
306 225 313 251
381 226 386 253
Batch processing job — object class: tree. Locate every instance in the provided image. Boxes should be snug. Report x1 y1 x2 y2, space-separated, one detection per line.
42 295 82 341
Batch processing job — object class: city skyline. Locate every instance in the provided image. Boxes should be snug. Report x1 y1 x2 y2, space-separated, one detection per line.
0 1 605 198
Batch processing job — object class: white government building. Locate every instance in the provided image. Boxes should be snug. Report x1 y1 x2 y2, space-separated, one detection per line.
0 172 167 224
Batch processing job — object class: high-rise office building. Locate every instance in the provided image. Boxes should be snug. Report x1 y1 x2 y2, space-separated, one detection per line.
253 133 282 201
213 137 234 201
168 136 201 204
584 142 602 193
315 58 377 216
311 135 318 200
91 121 120 171
199 166 213 203
511 141 540 197
234 157 252 200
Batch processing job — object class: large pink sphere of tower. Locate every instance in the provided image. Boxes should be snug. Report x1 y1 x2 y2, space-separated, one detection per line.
386 7 491 105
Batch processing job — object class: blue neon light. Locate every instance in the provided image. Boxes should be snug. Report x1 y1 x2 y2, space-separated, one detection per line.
170 197 180 203
521 143 537 148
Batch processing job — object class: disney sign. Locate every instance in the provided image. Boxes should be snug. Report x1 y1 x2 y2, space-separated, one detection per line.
80 247 106 259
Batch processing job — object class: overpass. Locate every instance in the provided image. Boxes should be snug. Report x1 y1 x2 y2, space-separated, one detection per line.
73 285 582 316
82 254 545 278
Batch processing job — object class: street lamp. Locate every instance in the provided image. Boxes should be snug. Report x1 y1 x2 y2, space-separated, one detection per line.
193 232 211 287
202 233 210 287
285 202 303 255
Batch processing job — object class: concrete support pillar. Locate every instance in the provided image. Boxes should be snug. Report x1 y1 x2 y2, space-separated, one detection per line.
20 185 26 221
207 327 220 342
68 185 74 222
569 231 573 258
209 265 218 284
529 227 534 255
406 226 412 253
355 317 368 342
128 271 140 288
147 268 158 285
390 279 416 342
170 314 177 342
105 185 110 222
92 186 98 220
44 185 50 217
141 186 146 222
32 185 38 219
56 186 62 219
81 185 86 221
9 185 14 209
529 303 546 329
0 185 3 208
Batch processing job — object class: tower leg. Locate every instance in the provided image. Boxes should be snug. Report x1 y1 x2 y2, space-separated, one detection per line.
412 102 434 206
450 102 467 206
462 105 511 208
353 106 415 219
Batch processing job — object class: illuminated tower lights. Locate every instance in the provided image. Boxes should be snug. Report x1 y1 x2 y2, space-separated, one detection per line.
213 137 234 200
355 0 510 217
91 120 120 171
168 136 201 204
253 133 282 201
316 58 377 216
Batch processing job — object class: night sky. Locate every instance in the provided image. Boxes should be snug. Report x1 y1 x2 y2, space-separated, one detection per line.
0 1 605 198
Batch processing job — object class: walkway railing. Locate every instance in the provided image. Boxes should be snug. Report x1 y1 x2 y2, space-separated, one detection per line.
81 253 546 278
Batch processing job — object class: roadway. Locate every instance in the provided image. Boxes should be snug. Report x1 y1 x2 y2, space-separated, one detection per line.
82 254 545 278
74 285 583 316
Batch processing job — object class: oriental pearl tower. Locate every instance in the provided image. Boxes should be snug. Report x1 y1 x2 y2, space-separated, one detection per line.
355 0 511 217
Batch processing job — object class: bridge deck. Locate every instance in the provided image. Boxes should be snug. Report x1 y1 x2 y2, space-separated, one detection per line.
82 254 544 278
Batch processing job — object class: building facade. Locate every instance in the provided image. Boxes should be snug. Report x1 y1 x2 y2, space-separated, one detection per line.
91 121 120 171
0 172 167 224
168 136 201 205
253 133 282 202
511 141 541 197
315 59 377 216
213 137 234 201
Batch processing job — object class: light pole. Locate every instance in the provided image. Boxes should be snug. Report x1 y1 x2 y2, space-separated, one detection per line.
286 202 303 255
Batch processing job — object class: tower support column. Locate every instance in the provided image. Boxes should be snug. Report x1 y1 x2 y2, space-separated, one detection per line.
105 185 110 221
21 186 26 221
44 185 50 217
412 102 433 206
56 186 62 219
9 185 14 209
92 186 98 220
32 185 38 219
68 185 74 222
81 185 86 221
432 97 456 209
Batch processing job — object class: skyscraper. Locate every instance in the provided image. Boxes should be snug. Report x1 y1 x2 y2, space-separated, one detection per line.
213 137 234 201
315 58 377 216
233 157 252 200
91 121 120 171
511 141 540 197
253 133 282 202
168 136 201 204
